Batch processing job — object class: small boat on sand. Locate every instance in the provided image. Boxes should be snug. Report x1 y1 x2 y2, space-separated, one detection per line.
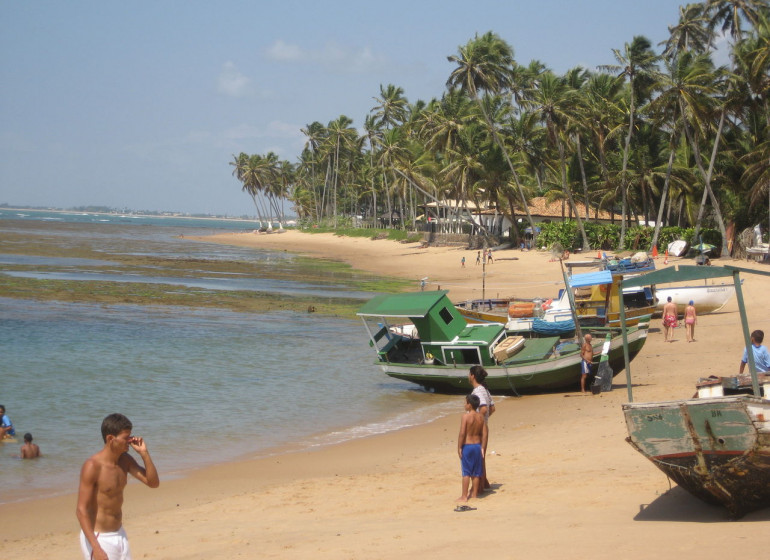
655 282 736 315
358 290 649 394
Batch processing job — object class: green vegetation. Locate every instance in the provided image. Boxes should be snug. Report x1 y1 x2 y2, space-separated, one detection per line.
0 275 365 318
537 221 722 252
230 2 770 256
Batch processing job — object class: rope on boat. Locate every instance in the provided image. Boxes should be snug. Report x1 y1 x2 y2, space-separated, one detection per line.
501 361 521 397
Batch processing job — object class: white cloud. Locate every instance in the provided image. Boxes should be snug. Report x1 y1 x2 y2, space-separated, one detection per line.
263 39 389 74
217 61 253 97
266 39 305 62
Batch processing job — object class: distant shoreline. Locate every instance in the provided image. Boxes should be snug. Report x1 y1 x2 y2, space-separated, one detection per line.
1 206 261 223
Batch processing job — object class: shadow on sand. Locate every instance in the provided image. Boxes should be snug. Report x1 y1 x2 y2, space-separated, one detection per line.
634 486 770 522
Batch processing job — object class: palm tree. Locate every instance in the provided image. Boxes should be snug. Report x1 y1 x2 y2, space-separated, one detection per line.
325 115 357 227
583 72 625 222
734 11 770 236
300 121 327 221
563 66 593 221
525 71 591 250
707 0 766 42
372 84 408 129
447 32 539 241
668 52 731 256
662 3 713 59
600 36 659 248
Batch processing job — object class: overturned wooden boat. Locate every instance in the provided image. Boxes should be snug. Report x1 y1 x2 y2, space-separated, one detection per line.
619 264 770 518
358 290 649 394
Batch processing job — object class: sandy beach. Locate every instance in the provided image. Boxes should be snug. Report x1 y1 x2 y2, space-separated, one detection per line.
3 230 769 559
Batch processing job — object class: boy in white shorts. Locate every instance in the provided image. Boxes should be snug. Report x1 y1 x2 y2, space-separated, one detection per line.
77 413 159 560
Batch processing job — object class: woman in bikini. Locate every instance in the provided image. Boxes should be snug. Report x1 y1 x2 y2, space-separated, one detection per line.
684 300 697 342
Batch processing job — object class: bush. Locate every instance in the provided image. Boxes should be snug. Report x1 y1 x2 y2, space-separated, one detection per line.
623 225 653 251
538 221 580 250
584 222 619 250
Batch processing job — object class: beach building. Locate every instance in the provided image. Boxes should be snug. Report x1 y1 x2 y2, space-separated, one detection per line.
418 197 620 237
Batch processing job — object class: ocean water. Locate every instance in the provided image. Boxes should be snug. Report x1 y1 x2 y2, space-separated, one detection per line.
0 210 459 504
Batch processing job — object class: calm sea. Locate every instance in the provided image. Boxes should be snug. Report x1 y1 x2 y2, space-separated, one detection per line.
0 209 459 504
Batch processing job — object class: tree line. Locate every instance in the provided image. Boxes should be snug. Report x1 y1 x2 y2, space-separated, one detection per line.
230 1 769 255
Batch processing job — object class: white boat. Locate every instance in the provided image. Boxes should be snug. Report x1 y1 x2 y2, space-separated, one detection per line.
655 281 736 314
667 239 688 257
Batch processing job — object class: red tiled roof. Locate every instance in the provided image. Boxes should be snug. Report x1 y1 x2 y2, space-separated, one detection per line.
525 197 618 221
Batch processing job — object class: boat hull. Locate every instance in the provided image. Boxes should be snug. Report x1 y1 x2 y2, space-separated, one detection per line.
378 326 647 393
655 284 735 314
623 396 770 518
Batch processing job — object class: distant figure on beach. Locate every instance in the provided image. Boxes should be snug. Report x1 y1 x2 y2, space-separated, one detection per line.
739 330 770 373
457 393 487 503
581 334 593 393
487 250 493 264
461 256 465 268
77 413 159 560
469 366 494 490
662 296 678 342
475 251 481 265
684 300 697 342
20 433 40 459
0 405 15 439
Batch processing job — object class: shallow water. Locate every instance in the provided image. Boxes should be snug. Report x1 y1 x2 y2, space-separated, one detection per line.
0 212 459 504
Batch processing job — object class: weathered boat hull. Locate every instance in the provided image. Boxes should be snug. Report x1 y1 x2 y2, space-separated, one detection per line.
379 325 648 393
623 396 770 518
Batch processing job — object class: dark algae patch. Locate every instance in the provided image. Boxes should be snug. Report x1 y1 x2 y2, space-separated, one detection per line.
0 220 411 318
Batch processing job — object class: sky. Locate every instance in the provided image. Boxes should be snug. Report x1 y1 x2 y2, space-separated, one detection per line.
1 0 706 216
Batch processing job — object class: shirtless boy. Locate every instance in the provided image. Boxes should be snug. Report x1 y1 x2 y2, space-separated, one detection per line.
580 333 593 393
76 413 159 560
662 296 678 342
457 394 488 502
20 433 40 458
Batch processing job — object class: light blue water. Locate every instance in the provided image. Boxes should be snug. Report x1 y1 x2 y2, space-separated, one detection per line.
0 211 459 504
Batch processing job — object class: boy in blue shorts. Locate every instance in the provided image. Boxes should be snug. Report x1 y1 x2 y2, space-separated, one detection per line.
457 394 488 502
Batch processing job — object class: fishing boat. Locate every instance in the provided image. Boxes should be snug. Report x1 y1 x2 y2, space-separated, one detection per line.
623 394 770 518
454 297 519 324
456 256 656 334
572 255 657 328
357 290 649 394
503 261 657 332
455 296 576 335
654 281 736 315
619 264 770 518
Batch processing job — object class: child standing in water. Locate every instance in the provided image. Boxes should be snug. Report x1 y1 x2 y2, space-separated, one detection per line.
20 433 41 458
684 300 697 342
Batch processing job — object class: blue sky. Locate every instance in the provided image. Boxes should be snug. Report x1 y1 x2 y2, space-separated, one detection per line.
1 0 693 216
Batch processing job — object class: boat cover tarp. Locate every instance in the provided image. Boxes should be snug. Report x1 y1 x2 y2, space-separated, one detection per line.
532 317 575 335
568 270 612 288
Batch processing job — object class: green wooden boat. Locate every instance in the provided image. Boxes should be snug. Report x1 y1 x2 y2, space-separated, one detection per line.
357 290 649 394
620 265 770 518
